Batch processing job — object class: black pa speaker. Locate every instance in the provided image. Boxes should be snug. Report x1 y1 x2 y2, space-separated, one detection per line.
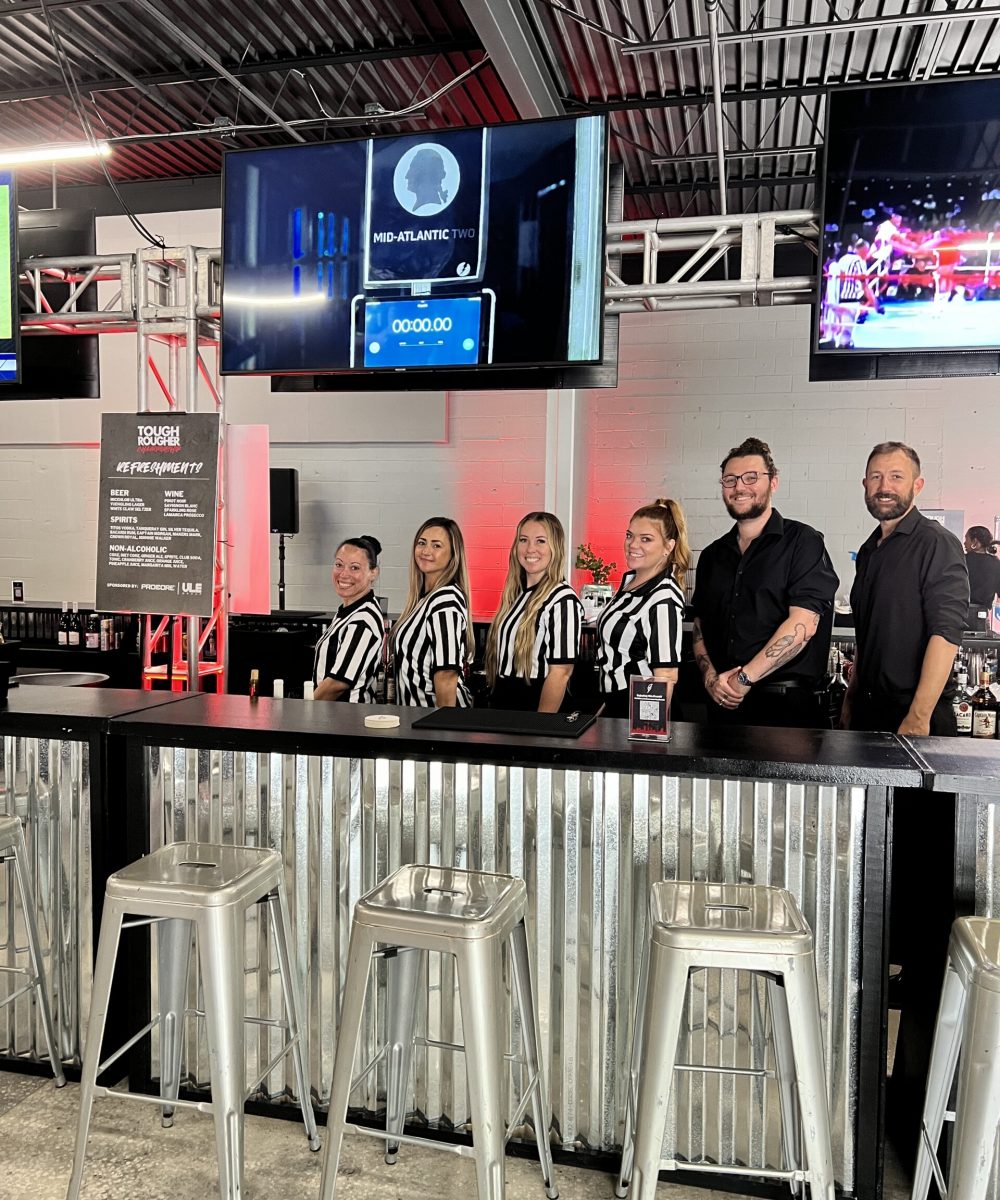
270 468 299 535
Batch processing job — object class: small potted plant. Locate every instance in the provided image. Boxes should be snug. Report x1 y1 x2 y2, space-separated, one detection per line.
575 543 616 621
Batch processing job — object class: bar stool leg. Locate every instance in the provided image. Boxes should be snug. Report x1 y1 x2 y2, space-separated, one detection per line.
9 832 65 1086
509 920 558 1199
947 979 1000 1200
267 887 321 1150
457 935 508 1200
617 941 651 1198
319 924 377 1200
157 917 192 1128
767 976 803 1190
912 961 967 1200
782 957 835 1200
199 905 248 1200
384 946 424 1164
628 946 691 1200
66 897 125 1200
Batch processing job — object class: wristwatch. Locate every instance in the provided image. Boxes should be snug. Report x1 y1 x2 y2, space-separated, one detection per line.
736 669 753 689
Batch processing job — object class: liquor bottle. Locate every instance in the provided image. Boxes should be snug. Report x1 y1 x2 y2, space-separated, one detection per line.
970 671 998 739
67 601 82 647
248 668 259 701
954 689 973 736
85 612 100 650
57 601 70 646
385 651 396 705
827 651 848 727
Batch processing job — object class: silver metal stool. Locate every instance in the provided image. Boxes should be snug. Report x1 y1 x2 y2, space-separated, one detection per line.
616 881 835 1200
319 863 558 1200
0 814 65 1085
912 917 1000 1200
67 841 320 1200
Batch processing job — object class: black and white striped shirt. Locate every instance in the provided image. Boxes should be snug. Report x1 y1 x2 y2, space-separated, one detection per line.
312 591 385 702
492 581 583 682
595 568 684 694
392 582 472 708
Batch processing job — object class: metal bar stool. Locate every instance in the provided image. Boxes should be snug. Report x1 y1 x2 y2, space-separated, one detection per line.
0 813 65 1085
67 841 320 1200
319 863 558 1200
912 917 1000 1200
616 881 835 1200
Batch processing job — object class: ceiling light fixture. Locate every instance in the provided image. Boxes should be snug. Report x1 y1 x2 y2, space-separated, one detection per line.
0 142 112 167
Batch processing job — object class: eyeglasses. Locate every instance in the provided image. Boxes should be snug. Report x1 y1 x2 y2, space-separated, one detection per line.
720 471 772 488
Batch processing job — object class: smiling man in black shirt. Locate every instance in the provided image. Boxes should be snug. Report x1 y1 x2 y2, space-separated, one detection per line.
691 437 839 728
844 441 969 736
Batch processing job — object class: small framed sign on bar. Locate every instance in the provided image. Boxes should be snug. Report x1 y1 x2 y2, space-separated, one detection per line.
628 676 672 742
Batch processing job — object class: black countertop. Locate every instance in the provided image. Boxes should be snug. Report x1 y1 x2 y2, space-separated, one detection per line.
0 686 188 737
900 735 1000 795
112 693 924 787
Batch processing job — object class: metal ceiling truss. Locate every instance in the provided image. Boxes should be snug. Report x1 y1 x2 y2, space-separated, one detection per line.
604 209 819 311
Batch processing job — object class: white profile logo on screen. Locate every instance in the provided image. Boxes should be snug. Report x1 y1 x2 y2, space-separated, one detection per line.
393 144 460 217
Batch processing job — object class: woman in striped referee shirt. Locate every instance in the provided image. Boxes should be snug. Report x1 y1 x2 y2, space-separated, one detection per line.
595 499 689 718
392 517 473 707
313 535 386 702
484 512 584 712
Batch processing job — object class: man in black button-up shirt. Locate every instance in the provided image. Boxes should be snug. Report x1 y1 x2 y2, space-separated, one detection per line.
691 437 839 728
845 441 969 736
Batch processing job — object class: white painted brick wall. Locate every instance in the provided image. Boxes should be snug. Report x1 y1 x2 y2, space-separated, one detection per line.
584 305 999 599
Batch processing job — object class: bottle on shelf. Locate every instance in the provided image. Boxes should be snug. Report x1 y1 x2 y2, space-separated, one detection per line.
827 651 848 726
954 689 973 736
85 611 101 650
970 671 999 739
57 601 70 646
67 601 82 648
385 651 396 705
248 668 259 701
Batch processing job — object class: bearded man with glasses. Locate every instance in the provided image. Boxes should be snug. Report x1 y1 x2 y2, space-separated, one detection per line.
691 436 839 728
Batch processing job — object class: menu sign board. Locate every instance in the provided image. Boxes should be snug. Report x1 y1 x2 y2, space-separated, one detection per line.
95 413 220 617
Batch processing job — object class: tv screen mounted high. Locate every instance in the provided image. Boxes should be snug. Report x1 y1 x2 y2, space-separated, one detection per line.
817 78 1000 357
0 170 19 384
2 208 101 401
221 114 608 377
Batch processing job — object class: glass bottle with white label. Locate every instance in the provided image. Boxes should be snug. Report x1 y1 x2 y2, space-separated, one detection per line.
970 671 998 739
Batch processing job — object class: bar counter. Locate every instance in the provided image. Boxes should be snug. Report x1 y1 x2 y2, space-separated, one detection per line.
7 689 1000 1200
112 695 925 1200
0 687 186 1070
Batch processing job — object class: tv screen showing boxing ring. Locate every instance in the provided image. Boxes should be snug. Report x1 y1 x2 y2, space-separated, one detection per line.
221 114 608 375
817 78 1000 354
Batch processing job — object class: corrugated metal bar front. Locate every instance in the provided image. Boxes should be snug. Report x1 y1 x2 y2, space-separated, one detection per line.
970 792 1000 1198
144 748 865 1189
0 734 92 1067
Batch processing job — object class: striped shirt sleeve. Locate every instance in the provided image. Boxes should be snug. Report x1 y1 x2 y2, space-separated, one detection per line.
429 593 466 674
327 619 382 687
647 592 683 668
543 586 583 665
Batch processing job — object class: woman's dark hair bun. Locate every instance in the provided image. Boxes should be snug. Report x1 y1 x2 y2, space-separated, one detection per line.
361 534 383 558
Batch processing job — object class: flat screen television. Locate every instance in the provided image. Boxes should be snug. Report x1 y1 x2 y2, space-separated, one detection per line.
0 208 100 400
221 114 608 377
817 78 1000 359
0 170 19 383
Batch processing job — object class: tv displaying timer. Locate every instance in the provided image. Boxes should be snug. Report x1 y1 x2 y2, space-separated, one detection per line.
221 114 608 375
818 78 1000 355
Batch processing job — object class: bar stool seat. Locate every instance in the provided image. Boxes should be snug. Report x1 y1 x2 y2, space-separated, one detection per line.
0 814 65 1086
67 841 320 1200
617 881 835 1200
319 863 558 1200
912 916 1000 1200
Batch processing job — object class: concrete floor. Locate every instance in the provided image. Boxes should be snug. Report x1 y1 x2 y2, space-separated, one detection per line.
0 1070 910 1200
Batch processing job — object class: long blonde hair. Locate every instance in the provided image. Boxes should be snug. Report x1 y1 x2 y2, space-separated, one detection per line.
631 498 691 590
485 512 568 685
396 517 474 661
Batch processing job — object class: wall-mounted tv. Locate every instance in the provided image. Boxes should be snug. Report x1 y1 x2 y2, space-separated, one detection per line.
817 78 1000 358
221 114 608 377
0 170 19 383
0 208 101 401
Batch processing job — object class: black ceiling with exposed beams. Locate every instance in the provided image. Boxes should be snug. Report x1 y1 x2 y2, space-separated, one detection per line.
3 0 1000 220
